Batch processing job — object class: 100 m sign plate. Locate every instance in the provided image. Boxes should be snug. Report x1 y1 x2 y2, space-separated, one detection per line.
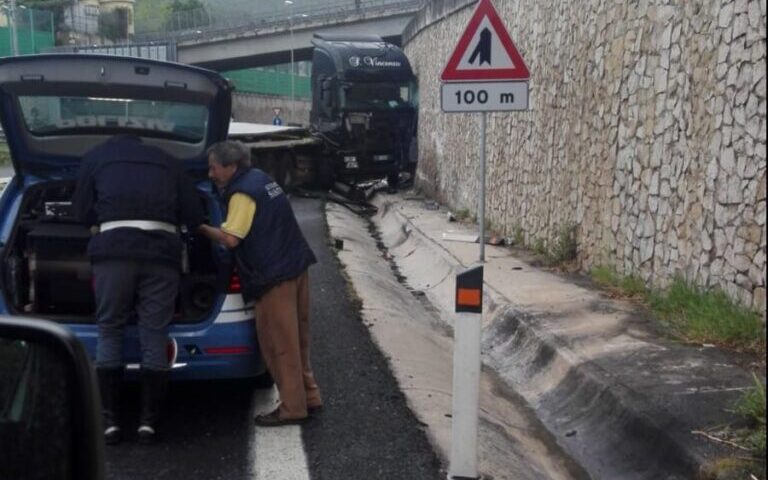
441 82 529 112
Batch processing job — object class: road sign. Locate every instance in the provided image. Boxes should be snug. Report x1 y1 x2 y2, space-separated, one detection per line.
441 0 530 82
441 81 529 112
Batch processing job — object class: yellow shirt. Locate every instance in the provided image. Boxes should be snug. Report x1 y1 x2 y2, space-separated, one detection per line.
221 193 256 239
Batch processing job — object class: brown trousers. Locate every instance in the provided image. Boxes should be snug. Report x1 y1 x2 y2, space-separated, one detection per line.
254 270 322 419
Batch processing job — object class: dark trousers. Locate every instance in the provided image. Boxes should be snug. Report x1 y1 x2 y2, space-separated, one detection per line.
93 259 179 370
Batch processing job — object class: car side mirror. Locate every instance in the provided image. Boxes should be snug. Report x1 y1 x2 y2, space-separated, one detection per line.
0 317 105 480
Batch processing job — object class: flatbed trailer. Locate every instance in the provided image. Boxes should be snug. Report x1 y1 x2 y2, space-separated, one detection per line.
227 122 325 189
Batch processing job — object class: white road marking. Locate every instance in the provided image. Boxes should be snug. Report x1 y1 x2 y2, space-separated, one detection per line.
249 386 311 480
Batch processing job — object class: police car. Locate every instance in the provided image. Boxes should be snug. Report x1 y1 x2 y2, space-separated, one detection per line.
0 54 266 381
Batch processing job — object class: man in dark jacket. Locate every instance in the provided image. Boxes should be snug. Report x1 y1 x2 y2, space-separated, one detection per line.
199 141 321 427
73 135 204 444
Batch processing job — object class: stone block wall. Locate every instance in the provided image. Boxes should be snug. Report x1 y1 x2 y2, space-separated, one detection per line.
404 0 767 311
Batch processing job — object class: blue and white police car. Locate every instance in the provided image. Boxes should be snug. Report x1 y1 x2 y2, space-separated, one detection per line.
0 54 266 381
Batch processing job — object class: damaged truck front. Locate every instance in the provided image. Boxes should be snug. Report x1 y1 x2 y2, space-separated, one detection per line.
309 34 417 188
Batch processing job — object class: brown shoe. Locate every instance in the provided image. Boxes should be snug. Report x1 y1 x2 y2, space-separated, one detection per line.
254 409 307 427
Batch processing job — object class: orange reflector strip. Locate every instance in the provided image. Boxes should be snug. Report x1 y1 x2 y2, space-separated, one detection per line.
456 288 481 307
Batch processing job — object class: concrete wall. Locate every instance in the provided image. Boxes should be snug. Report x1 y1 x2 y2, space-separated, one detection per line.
405 0 767 312
232 92 312 127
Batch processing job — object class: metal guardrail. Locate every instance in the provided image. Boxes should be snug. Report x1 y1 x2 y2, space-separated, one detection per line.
134 0 425 44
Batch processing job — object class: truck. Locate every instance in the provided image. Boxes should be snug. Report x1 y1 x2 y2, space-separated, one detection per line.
308 33 417 189
231 34 418 192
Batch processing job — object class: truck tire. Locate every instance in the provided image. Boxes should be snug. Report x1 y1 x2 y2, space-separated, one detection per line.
316 157 335 191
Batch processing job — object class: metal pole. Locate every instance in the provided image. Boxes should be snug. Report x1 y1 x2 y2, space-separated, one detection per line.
479 112 486 263
290 5 295 124
29 8 35 53
9 0 18 56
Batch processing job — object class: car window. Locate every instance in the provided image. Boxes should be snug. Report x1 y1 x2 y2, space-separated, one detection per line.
0 338 73 479
19 96 209 143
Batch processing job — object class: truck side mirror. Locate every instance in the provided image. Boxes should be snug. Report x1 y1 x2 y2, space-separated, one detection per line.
321 79 333 109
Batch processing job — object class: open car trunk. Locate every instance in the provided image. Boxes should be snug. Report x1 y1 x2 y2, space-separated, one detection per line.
1 180 223 324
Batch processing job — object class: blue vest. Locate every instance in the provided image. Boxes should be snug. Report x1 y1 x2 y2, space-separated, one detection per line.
221 168 316 301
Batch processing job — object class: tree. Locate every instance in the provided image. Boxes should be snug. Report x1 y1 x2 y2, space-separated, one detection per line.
165 0 209 31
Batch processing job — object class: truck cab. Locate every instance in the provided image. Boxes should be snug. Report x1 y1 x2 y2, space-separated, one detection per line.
309 34 416 188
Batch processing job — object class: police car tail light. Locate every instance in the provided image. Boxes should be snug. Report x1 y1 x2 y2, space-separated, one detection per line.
166 338 178 366
204 346 252 355
228 271 242 294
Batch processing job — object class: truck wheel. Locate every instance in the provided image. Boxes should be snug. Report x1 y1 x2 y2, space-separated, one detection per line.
316 157 335 191
387 172 400 193
275 151 295 190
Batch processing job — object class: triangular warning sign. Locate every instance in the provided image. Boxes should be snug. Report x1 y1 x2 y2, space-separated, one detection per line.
441 0 530 81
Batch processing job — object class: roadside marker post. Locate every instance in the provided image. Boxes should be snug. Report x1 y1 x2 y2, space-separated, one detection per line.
449 265 484 480
440 0 531 263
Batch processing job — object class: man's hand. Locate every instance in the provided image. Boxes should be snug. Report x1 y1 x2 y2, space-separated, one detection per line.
198 224 241 249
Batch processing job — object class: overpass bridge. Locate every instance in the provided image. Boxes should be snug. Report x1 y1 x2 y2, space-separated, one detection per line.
134 0 423 72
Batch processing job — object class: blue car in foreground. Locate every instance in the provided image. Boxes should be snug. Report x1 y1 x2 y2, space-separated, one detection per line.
0 54 265 381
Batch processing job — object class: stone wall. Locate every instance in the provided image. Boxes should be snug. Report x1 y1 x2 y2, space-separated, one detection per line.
404 0 767 311
232 92 312 127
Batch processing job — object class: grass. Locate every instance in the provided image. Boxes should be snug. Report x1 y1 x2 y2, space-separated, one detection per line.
591 267 764 353
735 373 767 457
649 278 765 352
550 224 578 264
512 225 525 246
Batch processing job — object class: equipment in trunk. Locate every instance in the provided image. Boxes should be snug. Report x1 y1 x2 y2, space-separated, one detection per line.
1 182 221 323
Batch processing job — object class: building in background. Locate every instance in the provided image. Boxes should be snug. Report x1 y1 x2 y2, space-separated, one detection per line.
61 0 134 45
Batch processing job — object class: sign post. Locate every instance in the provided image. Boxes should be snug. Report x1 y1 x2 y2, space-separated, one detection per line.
450 266 484 480
441 0 530 263
441 2 529 478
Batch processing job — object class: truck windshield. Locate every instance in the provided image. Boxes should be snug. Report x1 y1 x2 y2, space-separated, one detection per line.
18 96 209 143
341 83 412 111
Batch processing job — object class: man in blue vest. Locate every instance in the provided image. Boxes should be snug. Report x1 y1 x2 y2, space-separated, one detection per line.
199 141 322 426
73 134 205 444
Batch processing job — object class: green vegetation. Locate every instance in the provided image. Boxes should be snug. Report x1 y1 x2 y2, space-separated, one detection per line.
550 224 578 264
591 265 648 298
736 373 767 457
454 208 472 222
649 278 764 352
512 225 524 246
592 267 764 353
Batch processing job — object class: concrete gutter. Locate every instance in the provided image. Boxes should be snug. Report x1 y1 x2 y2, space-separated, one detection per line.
326 201 589 480
354 192 759 479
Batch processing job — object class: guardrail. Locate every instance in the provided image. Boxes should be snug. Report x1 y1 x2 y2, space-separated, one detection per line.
134 0 425 44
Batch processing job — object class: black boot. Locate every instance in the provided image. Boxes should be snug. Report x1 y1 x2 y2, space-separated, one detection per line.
96 366 124 445
138 368 168 444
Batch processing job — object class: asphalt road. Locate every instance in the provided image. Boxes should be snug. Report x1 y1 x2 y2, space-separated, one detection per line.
104 196 443 479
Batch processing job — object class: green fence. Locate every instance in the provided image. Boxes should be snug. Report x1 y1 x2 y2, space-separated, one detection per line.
223 67 311 98
0 9 56 57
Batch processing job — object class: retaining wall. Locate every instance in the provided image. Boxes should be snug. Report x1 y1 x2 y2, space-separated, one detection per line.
404 0 767 311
